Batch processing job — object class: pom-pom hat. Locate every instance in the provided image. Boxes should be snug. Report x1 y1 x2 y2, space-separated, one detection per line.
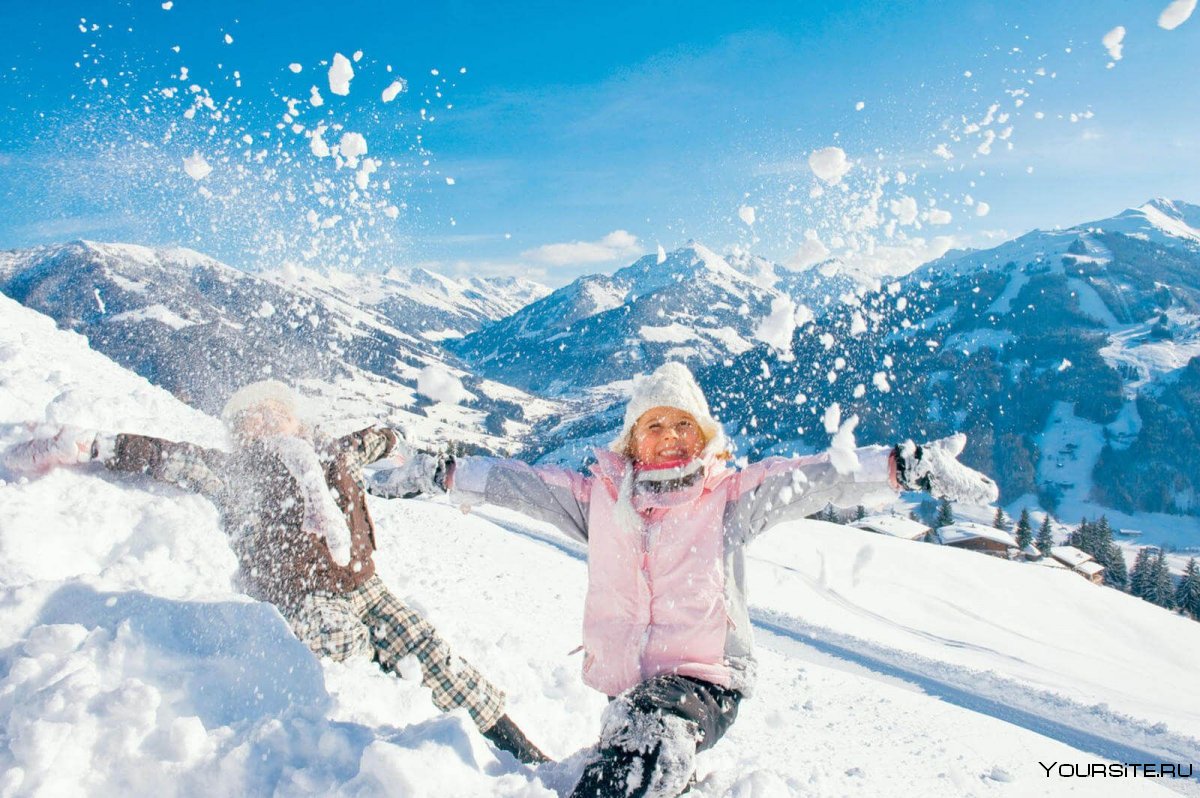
609 362 728 458
220 379 300 426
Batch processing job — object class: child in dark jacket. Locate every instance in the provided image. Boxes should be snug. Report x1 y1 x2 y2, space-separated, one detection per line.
4 379 546 765
380 361 998 797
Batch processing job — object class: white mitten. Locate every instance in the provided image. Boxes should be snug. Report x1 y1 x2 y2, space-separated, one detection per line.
3 426 98 475
368 451 452 498
895 433 1000 505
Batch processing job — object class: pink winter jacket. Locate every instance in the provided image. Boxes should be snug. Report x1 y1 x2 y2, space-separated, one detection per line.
449 447 896 697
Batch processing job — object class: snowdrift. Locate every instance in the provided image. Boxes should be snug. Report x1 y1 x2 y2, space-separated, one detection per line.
1 294 1195 796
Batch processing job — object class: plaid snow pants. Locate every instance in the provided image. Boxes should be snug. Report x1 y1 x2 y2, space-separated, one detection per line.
286 575 506 731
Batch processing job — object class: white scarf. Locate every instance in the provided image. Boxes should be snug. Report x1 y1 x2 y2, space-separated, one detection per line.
263 435 353 566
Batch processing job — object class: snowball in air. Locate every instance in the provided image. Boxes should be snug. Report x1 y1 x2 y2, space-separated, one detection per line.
382 79 407 103
808 147 851 184
1158 0 1197 29
183 151 212 180
417 365 467 404
738 205 756 226
329 52 354 96
1102 27 1125 61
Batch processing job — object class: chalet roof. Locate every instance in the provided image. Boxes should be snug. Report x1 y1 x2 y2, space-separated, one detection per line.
1050 545 1094 569
851 515 931 540
1075 561 1106 577
936 521 1018 548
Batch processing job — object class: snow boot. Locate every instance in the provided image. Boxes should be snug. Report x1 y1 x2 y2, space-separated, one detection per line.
483 713 551 765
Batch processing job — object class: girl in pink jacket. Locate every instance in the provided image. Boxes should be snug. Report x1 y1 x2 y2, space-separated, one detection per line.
381 361 997 797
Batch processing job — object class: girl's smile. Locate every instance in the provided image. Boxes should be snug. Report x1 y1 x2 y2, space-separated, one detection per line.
630 406 706 466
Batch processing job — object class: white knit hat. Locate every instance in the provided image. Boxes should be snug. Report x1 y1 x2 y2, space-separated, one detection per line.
220 379 299 425
609 361 728 456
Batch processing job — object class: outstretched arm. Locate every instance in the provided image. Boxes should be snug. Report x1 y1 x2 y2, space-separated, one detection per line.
332 426 403 469
3 425 228 498
726 445 898 545
99 432 228 497
370 453 592 543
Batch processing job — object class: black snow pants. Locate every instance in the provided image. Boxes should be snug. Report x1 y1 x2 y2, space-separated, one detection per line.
570 674 742 798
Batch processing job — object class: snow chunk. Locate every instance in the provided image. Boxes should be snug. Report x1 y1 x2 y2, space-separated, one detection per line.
656 244 667 265
182 151 212 181
738 205 756 226
787 230 829 270
808 147 851 185
889 196 918 225
822 403 841 434
161 1 173 8
975 202 991 217
926 208 952 225
1159 0 1197 29
309 85 324 107
417 365 467 404
223 33 233 45
933 143 953 160
381 79 407 103
328 52 354 96
855 101 865 111
873 371 891 393
1102 27 1125 61
829 414 861 475
755 296 797 355
289 63 302 73
339 132 367 165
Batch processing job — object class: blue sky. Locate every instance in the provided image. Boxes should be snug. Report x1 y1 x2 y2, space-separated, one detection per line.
1 1 1197 285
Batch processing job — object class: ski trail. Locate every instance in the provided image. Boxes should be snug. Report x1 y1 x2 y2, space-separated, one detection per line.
753 609 1200 797
473 507 1200 795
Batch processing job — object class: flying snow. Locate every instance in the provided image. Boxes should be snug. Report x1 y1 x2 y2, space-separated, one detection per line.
182 151 212 180
1158 0 1197 29
381 79 407 103
328 52 355 96
754 296 798 355
738 205 756 226
1102 27 1125 61
417 365 467 404
808 147 851 185
289 63 302 73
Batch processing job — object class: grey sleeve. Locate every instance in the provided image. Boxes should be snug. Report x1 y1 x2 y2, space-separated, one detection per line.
725 447 896 546
451 456 591 544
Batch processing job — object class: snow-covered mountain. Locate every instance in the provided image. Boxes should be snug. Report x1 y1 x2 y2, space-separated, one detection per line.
3 289 1199 796
451 242 860 395
260 262 549 342
698 199 1200 533
0 240 560 452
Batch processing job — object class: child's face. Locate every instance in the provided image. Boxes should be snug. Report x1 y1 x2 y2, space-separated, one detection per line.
630 406 706 466
234 399 301 441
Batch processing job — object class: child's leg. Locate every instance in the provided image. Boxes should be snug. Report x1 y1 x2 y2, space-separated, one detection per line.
571 674 740 798
355 577 507 733
285 592 373 661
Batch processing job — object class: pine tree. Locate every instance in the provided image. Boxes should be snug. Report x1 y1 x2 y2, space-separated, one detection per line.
1175 559 1200 620
1071 519 1090 549
1150 552 1176 610
1103 543 1128 589
992 507 1009 531
935 498 954 529
855 504 867 521
1014 508 1033 550
1035 514 1054 558
1130 547 1154 599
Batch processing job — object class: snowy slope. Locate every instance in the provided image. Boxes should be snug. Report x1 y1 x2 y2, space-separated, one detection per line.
0 240 563 455
3 295 1198 796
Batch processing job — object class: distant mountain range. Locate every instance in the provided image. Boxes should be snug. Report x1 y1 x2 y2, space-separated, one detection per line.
0 241 558 450
3 199 1199 522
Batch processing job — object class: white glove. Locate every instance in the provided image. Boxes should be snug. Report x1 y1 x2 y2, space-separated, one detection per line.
2 426 98 475
368 451 452 498
895 433 999 506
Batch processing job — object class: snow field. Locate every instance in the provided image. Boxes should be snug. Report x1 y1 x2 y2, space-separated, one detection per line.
2 293 1198 796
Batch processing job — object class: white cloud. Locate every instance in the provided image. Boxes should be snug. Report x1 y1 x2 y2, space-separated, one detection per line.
521 230 642 266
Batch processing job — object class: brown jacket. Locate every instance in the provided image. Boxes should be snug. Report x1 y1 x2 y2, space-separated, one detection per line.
103 427 400 610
